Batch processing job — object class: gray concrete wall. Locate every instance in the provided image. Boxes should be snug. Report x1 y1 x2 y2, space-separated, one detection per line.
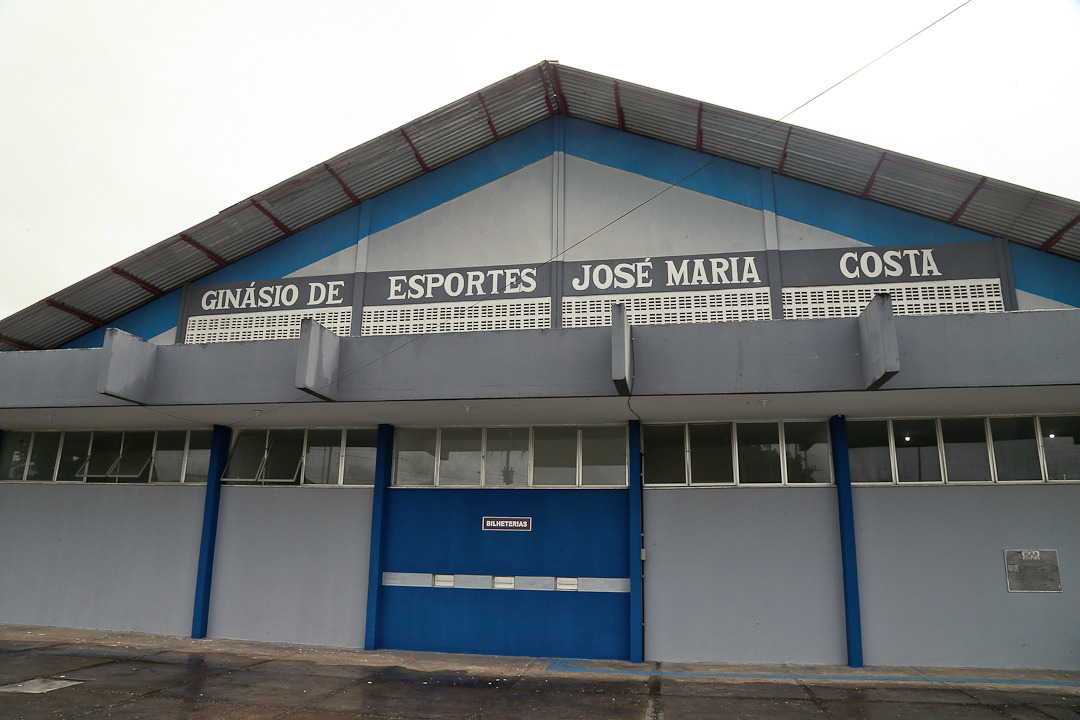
207 486 373 648
11 310 1080 412
563 156 767 261
0 483 204 635
854 484 1080 669
643 487 846 664
365 157 554 271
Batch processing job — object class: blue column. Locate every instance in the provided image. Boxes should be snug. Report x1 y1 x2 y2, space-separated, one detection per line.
364 423 394 650
628 419 644 663
191 424 232 639
829 414 864 667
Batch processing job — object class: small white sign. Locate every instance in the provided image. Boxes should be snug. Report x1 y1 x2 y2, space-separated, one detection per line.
482 516 532 531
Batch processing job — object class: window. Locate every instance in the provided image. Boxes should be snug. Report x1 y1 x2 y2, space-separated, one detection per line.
113 432 155 482
484 427 529 487
0 430 213 483
26 432 61 481
940 418 990 482
152 431 188 483
532 427 577 486
184 431 213 483
262 430 305 482
689 423 734 484
1041 416 1080 482
847 421 892 483
393 428 437 486
224 430 268 481
342 429 378 485
784 421 832 484
736 423 782 484
989 417 1041 482
642 425 685 485
304 430 344 485
893 419 941 483
439 428 483 487
844 415 1080 485
84 431 123 481
643 422 829 485
0 432 31 481
224 428 377 485
581 426 627 486
391 426 628 488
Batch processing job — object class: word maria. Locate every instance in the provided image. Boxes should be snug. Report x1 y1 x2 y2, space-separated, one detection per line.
201 280 347 311
387 267 538 300
570 256 762 292
840 248 941 280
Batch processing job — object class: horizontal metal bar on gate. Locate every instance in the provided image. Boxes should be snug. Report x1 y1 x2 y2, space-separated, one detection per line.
382 572 630 593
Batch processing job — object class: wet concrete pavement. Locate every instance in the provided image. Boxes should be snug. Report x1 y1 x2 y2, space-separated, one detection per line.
1 625 1078 719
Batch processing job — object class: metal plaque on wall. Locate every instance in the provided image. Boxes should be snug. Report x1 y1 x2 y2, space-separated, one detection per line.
1004 550 1062 592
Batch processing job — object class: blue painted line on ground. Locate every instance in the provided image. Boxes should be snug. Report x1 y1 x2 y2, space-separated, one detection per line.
541 660 1080 688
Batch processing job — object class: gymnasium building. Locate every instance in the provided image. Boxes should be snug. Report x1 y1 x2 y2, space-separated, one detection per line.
1 62 1078 669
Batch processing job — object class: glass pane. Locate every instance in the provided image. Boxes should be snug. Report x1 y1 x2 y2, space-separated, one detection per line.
0 431 32 481
484 427 529 487
114 432 154 482
689 423 734 484
304 430 342 485
185 431 212 483
343 429 377 485
1041 416 1080 482
941 419 991 482
439 428 483 486
394 428 436 486
56 432 91 481
26 432 61 481
152 432 187 482
990 417 1041 482
86 431 123 479
736 423 782 484
847 421 892 483
224 430 266 480
893 419 941 483
533 427 577 486
263 430 304 482
582 426 626 486
784 422 831 484
643 425 685 485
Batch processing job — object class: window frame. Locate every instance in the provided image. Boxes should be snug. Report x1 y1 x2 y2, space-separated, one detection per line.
642 421 834 487
390 425 628 489
0 429 213 484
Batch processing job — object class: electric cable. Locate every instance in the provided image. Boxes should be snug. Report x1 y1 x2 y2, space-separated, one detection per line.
140 0 974 429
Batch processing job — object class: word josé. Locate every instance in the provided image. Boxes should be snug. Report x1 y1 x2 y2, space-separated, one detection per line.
570 256 762 292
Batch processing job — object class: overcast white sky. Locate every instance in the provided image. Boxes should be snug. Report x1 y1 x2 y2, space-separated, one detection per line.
1 0 1078 320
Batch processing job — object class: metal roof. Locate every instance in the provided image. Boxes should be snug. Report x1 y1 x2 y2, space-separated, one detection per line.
3 61 1079 352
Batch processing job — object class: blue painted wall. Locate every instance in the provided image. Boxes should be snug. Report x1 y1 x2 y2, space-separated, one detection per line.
564 117 763 210
1010 243 1080 308
772 174 991 248
378 487 631 660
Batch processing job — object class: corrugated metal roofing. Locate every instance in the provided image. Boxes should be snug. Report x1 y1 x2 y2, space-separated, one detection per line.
2 61 1078 351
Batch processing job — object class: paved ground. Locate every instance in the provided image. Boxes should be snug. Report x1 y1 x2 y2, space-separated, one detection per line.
1 625 1078 719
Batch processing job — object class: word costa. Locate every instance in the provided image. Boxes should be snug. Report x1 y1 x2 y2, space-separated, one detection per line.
200 280 346 311
570 256 762 291
387 267 538 300
840 248 942 280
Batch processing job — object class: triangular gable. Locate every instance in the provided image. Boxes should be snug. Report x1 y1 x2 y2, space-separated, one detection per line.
63 115 1079 348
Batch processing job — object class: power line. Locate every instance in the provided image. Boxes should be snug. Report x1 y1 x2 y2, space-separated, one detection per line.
145 0 975 428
